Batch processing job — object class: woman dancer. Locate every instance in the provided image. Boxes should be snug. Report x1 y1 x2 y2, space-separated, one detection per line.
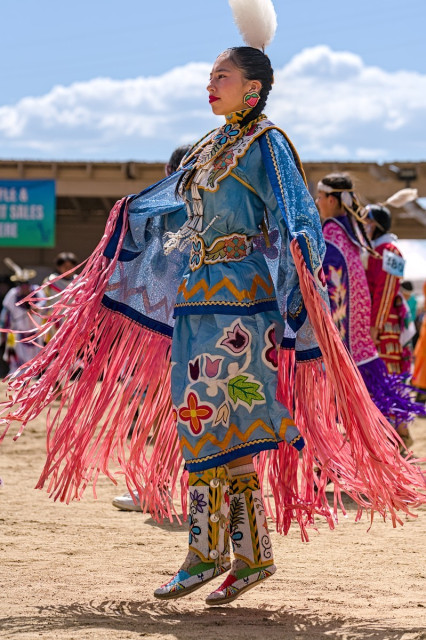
1 0 425 606
365 205 409 374
316 174 424 444
412 282 426 402
0 259 43 374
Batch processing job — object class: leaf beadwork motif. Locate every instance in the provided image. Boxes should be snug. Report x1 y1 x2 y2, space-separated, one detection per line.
228 375 264 406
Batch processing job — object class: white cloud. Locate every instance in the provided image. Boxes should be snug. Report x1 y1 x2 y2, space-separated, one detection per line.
0 46 426 162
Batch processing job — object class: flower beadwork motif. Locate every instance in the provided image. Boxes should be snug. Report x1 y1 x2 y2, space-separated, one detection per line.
207 150 235 188
213 402 230 427
263 326 279 369
188 358 200 381
178 391 213 436
327 265 347 341
189 489 207 515
212 150 234 172
189 514 201 545
204 355 222 378
223 236 249 259
316 265 327 289
189 237 205 272
214 123 240 146
219 321 250 354
253 229 279 260
229 496 245 549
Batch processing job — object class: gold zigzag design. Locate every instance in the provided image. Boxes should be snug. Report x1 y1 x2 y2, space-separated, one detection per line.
178 274 274 303
180 419 275 457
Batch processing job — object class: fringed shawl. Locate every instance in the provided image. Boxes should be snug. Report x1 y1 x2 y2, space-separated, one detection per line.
1 125 425 540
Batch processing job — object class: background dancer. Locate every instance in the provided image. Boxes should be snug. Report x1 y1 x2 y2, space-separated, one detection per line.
316 174 425 448
412 281 426 403
365 204 409 374
0 259 42 375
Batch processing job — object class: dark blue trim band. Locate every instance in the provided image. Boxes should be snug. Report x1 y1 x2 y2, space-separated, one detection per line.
101 295 173 338
184 439 279 472
291 436 305 451
173 299 279 318
281 337 296 349
118 248 142 262
295 346 322 362
258 133 292 236
295 235 315 276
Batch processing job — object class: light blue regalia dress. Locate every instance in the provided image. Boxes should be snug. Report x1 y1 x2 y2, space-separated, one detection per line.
101 111 326 478
4 110 423 533
170 116 308 471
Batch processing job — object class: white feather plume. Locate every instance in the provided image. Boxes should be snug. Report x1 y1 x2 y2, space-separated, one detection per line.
384 188 418 208
229 0 277 50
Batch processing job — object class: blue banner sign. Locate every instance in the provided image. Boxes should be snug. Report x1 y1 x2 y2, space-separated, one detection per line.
0 180 56 247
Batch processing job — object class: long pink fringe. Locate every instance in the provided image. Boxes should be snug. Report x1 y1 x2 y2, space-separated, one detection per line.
2 214 425 535
0 197 183 521
268 240 426 537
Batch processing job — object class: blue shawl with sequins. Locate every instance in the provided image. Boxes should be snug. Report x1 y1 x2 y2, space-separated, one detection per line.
103 126 326 359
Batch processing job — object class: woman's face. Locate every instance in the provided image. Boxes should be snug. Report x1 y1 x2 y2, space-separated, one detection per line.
315 190 341 220
207 54 261 116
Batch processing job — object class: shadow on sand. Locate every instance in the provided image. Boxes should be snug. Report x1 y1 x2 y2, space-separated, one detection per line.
0 599 424 640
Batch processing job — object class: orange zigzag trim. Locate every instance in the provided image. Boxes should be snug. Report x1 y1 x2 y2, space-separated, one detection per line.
178 274 274 302
179 417 294 458
180 418 295 457
179 419 274 456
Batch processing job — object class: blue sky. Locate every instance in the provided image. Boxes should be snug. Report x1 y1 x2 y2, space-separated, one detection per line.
1 0 426 162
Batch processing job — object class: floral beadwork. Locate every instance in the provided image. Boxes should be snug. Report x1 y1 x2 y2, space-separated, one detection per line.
207 150 235 188
189 514 201 544
219 321 250 354
189 236 205 272
178 391 214 436
205 356 222 378
214 123 240 146
327 265 347 341
197 123 241 167
190 488 207 514
253 229 280 260
189 233 253 271
262 326 279 370
187 116 270 192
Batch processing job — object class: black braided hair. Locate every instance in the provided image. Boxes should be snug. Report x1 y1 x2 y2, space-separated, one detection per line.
321 173 375 254
224 47 274 127
366 204 392 240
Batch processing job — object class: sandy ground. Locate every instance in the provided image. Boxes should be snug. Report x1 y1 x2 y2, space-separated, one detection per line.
0 399 425 640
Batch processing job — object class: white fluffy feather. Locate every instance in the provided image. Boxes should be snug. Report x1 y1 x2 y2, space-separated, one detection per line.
384 188 418 208
229 0 277 50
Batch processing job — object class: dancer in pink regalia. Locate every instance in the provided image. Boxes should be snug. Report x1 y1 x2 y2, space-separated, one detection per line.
317 174 424 446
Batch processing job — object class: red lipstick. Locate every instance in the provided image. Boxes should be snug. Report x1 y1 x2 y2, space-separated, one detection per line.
209 95 220 103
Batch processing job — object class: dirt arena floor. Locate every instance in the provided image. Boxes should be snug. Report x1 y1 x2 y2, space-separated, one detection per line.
0 398 425 640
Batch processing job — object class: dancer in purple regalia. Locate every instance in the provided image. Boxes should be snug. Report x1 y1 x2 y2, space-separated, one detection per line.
316 173 425 442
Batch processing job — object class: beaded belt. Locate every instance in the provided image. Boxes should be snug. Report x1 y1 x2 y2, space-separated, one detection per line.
189 233 253 272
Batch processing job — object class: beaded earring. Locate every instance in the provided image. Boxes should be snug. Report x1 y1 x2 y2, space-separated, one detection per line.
243 91 260 108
